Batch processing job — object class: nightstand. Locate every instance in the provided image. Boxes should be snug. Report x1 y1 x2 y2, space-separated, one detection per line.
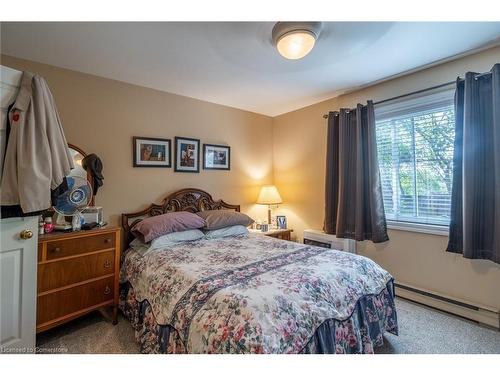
249 228 293 241
36 226 121 333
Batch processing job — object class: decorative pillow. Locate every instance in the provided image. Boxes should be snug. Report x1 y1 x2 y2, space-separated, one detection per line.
131 211 206 242
130 229 205 256
204 225 249 239
196 210 254 230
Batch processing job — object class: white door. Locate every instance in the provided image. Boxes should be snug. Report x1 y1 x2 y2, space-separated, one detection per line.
0 65 38 353
0 217 38 353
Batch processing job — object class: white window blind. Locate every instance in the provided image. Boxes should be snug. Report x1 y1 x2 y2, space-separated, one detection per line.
375 89 455 227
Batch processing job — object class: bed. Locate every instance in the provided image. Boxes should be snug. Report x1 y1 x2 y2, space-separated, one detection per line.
119 188 398 354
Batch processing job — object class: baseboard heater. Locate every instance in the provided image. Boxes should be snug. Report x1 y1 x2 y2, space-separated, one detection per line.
395 282 500 329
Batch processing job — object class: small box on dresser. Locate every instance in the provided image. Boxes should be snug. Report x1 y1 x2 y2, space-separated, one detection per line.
36 227 121 333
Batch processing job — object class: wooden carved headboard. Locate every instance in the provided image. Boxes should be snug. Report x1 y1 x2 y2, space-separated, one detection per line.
121 188 240 246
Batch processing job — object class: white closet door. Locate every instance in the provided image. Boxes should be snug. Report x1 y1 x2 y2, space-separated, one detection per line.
0 217 38 353
0 65 38 353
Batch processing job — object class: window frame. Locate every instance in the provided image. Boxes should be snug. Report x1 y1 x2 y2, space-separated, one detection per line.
374 87 455 234
386 220 449 236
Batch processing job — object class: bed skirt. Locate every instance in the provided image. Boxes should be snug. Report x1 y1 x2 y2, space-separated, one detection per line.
119 280 398 354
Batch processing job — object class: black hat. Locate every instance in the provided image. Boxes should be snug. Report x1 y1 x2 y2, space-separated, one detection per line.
82 153 104 194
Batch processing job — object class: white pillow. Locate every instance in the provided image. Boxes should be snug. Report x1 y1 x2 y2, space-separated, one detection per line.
130 229 205 256
151 228 205 247
204 225 249 239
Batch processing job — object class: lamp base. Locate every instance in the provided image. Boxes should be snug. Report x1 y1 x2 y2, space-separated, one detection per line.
267 207 272 225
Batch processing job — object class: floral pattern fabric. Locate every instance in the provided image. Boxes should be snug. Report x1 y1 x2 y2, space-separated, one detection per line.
120 234 397 354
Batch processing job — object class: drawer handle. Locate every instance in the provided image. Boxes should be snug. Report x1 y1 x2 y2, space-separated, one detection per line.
104 286 111 295
103 260 112 268
104 238 112 244
52 247 61 253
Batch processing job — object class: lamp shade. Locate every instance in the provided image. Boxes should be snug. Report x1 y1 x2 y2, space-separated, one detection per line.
276 30 316 60
256 185 282 205
272 22 322 60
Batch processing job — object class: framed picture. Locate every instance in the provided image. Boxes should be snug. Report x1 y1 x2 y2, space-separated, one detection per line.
276 215 287 229
133 137 171 167
203 144 230 170
174 136 200 173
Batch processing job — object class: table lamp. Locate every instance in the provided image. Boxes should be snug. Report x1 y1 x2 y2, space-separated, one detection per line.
256 185 283 225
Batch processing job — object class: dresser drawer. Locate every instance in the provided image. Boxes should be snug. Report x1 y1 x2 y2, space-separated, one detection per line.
37 276 115 325
46 232 115 260
38 250 115 293
273 232 291 240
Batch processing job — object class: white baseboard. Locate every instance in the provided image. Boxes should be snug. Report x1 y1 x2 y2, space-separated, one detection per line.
395 283 500 329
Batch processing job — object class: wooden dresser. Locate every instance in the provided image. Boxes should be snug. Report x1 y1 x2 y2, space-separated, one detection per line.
36 227 121 333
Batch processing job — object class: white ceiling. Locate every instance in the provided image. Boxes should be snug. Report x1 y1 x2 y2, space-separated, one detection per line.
2 22 500 116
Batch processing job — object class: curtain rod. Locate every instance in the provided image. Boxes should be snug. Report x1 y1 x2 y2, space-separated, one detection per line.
322 71 493 119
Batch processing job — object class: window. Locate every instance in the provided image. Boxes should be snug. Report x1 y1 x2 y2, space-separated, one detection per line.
375 89 455 228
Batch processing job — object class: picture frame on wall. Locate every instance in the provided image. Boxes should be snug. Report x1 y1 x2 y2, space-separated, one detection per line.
203 144 230 170
133 137 171 167
174 136 200 173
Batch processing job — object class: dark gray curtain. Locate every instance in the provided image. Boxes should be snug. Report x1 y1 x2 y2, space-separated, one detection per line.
324 101 388 243
447 64 500 264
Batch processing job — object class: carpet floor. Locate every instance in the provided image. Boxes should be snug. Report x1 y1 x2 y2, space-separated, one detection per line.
36 298 500 354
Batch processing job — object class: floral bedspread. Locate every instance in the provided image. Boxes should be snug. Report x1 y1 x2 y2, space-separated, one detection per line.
120 234 396 354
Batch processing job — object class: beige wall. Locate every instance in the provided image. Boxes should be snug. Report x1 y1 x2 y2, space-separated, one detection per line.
273 46 500 309
3 47 500 309
1 55 273 226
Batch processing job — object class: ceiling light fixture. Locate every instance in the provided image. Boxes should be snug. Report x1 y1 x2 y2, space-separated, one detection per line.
272 22 322 60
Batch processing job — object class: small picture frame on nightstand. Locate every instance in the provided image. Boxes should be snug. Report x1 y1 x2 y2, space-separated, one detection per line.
276 215 287 229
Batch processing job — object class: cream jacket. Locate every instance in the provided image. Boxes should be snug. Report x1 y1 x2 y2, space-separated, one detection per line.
1 71 74 213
